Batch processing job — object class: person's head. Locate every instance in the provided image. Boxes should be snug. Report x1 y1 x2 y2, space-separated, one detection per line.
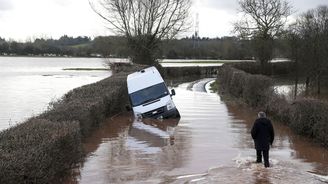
258 111 266 118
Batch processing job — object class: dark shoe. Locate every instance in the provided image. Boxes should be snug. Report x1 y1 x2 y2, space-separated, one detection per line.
264 163 270 168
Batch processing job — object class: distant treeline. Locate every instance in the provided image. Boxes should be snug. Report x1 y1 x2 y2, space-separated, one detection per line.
0 35 92 57
0 35 287 59
160 37 254 60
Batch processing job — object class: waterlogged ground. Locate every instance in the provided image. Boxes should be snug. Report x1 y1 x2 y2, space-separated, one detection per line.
67 79 328 184
0 57 111 130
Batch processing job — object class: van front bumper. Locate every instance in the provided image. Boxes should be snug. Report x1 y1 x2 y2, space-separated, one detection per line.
161 108 180 119
142 106 180 119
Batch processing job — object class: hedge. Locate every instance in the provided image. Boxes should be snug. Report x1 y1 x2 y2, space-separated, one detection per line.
41 73 129 137
226 61 296 75
290 99 328 146
164 66 218 78
218 64 328 147
218 65 273 108
0 65 144 183
0 119 81 183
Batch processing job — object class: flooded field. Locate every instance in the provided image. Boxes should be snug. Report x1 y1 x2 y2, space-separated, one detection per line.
0 57 111 130
0 57 242 131
159 59 248 67
67 79 328 184
272 75 328 102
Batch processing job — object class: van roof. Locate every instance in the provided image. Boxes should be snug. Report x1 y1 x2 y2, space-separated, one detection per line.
127 66 164 93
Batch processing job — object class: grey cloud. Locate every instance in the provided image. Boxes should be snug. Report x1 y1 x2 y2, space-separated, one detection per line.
0 0 13 11
51 0 73 6
198 0 327 13
199 0 239 11
289 0 328 13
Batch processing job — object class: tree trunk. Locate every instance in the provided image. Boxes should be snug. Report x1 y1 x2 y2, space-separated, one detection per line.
254 36 273 75
127 35 160 65
317 73 321 95
260 59 265 75
131 47 155 65
305 76 310 96
294 59 299 100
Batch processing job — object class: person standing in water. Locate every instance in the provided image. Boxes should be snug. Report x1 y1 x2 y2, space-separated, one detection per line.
251 111 274 167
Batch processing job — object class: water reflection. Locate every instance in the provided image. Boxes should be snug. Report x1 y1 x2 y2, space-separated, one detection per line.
0 57 111 130
225 102 328 183
273 75 328 102
130 118 179 147
69 113 182 184
67 79 328 184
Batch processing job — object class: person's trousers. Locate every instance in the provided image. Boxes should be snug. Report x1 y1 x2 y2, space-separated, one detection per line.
256 149 270 167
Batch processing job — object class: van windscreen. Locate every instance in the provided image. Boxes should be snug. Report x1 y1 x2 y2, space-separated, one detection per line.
130 82 169 107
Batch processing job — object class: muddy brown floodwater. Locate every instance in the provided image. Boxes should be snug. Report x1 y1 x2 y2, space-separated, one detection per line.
66 78 328 184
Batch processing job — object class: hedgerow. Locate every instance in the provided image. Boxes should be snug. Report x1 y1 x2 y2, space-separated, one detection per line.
0 119 81 183
0 64 144 183
218 64 328 147
218 65 273 108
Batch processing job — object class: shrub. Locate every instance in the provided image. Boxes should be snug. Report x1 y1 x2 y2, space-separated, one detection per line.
0 68 136 183
227 61 295 75
218 63 328 147
109 62 147 74
266 94 291 123
218 65 273 107
290 99 328 141
217 65 234 93
0 118 81 184
313 109 328 147
164 66 217 78
242 74 273 107
41 73 129 137
229 70 246 98
227 62 261 74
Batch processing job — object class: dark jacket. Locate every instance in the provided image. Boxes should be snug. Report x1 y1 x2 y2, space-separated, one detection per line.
251 117 274 150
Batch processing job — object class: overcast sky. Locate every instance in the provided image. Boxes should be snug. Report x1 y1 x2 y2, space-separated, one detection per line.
0 0 327 41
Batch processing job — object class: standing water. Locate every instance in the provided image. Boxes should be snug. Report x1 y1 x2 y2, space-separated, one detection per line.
67 79 328 183
0 57 111 131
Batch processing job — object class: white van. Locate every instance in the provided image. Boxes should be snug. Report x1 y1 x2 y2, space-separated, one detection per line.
127 66 180 119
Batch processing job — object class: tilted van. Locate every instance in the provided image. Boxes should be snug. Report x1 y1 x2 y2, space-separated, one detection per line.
127 66 180 120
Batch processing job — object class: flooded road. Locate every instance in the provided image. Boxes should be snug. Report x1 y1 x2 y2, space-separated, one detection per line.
68 79 328 184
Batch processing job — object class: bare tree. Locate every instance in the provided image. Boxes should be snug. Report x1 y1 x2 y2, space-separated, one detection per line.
234 0 292 73
285 24 301 99
294 6 328 95
90 0 191 65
